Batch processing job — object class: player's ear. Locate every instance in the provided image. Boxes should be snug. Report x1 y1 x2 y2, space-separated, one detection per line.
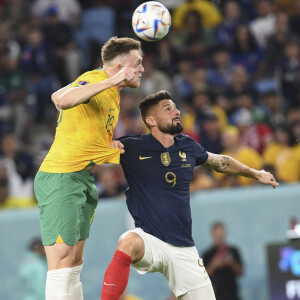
146 115 156 127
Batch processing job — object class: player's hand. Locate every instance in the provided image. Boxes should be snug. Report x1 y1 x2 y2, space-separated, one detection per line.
255 170 279 188
110 140 125 154
111 66 136 86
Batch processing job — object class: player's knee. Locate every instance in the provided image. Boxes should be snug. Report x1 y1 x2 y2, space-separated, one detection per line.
117 232 145 262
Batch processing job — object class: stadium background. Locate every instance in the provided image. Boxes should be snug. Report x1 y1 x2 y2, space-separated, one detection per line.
0 0 300 299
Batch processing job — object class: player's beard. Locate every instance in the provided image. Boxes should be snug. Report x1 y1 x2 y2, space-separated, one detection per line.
158 121 184 135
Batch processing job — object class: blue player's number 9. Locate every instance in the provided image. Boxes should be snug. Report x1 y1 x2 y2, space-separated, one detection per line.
165 172 176 187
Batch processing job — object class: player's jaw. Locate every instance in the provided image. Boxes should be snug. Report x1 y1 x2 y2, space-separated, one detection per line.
158 119 184 135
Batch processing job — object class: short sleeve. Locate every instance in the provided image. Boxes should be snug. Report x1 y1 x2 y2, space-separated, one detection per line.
192 140 208 166
70 72 97 88
117 135 137 164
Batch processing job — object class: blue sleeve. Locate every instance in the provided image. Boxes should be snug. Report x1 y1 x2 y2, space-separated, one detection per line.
192 140 208 166
116 135 137 165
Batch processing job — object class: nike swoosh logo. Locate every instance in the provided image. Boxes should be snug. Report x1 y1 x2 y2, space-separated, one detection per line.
103 282 117 286
109 107 115 112
139 155 152 160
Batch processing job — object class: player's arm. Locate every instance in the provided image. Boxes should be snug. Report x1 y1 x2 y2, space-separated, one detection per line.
202 152 279 188
52 66 136 110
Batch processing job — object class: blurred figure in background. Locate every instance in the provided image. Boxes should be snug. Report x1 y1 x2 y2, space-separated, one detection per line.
19 237 47 300
202 222 243 300
263 125 300 183
214 126 263 187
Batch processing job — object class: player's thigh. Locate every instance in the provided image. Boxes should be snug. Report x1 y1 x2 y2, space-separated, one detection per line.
178 284 216 300
34 171 89 246
80 172 98 241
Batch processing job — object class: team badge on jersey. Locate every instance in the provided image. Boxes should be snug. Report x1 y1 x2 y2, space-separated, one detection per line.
78 81 88 85
179 151 187 161
161 152 171 166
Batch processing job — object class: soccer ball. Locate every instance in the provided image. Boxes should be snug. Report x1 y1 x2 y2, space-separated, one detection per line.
132 1 171 42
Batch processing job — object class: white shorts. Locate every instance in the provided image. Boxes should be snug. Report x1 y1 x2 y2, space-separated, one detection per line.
125 228 212 297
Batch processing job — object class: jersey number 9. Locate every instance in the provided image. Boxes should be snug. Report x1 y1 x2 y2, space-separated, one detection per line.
165 172 176 187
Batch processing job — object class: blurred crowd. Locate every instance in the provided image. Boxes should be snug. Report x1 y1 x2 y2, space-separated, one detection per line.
0 0 300 209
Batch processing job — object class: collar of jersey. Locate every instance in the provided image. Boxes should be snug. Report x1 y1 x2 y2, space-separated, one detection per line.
147 133 177 150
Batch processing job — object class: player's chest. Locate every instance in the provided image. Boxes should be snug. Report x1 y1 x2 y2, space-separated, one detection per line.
135 148 196 184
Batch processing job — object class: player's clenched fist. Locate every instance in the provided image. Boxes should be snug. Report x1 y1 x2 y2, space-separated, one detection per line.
111 66 136 85
110 140 125 154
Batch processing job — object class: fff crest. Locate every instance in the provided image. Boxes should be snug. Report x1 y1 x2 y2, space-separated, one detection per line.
161 152 171 166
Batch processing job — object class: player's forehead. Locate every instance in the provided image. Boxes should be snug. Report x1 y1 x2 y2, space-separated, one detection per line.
124 49 143 64
159 99 175 108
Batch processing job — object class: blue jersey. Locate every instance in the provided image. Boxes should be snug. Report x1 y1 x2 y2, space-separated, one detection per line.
118 133 208 247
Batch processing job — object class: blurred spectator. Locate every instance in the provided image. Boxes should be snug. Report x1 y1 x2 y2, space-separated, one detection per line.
250 0 276 48
19 237 47 300
0 46 28 139
279 37 300 107
0 22 21 64
175 10 215 59
224 65 257 116
156 39 177 75
42 5 82 85
21 27 58 121
139 54 173 98
172 0 222 29
199 113 223 154
172 55 195 103
0 0 32 31
259 91 285 128
233 108 272 154
0 134 35 207
114 91 146 138
231 23 264 75
202 222 243 300
0 82 12 137
32 0 81 26
217 1 242 48
207 45 233 95
0 160 8 208
190 167 216 192
290 0 300 36
263 125 300 183
264 13 291 77
214 126 263 187
94 164 127 199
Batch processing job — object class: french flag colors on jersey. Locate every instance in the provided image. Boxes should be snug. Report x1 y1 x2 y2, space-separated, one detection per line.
118 133 208 247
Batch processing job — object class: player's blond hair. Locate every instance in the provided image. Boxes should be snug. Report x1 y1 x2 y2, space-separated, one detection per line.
101 37 142 64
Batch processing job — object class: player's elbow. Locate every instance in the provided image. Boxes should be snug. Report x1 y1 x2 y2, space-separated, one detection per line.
54 94 74 110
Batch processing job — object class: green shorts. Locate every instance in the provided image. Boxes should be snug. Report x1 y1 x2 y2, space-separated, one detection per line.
34 170 98 246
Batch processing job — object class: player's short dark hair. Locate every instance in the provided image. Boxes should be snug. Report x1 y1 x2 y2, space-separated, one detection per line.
101 37 142 64
139 90 172 129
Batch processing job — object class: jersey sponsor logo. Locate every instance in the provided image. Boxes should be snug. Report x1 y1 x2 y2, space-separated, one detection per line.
139 155 152 160
179 151 187 161
161 152 171 166
78 80 88 85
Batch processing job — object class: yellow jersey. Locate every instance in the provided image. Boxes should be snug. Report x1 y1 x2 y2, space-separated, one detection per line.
263 142 300 183
40 69 121 173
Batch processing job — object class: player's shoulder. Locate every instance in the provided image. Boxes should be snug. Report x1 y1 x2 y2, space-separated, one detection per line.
117 134 147 144
175 133 198 145
72 68 107 87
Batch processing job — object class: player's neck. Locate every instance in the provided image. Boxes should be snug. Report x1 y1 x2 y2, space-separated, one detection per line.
103 65 124 91
151 130 174 148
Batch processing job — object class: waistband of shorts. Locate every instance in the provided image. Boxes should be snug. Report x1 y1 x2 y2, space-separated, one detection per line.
38 169 92 177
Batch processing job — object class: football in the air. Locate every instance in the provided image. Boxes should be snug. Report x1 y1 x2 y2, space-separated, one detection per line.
132 1 171 42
